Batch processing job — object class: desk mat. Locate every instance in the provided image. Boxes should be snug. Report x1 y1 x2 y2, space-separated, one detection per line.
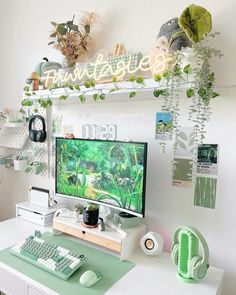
0 232 135 295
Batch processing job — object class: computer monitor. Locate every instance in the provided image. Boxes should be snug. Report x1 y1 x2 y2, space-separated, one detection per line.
55 137 147 218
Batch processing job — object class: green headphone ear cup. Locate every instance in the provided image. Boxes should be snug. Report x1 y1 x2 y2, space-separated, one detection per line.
171 244 179 266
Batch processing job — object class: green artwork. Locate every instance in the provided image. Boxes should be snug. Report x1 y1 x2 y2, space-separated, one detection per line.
175 127 195 157
172 158 192 188
56 138 146 214
194 176 217 209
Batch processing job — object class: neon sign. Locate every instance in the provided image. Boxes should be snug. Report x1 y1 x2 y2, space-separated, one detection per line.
44 53 172 87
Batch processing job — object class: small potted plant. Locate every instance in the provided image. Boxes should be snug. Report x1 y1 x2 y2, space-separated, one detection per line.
83 203 99 227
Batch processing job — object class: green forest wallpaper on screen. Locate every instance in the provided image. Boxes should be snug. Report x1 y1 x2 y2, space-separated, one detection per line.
56 139 146 214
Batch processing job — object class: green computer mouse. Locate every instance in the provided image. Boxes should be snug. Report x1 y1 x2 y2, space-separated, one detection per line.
79 270 102 287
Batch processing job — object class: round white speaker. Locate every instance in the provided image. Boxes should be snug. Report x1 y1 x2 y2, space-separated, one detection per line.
140 231 164 256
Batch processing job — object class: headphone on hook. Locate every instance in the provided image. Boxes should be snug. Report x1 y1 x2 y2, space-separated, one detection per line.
28 115 47 143
171 225 209 282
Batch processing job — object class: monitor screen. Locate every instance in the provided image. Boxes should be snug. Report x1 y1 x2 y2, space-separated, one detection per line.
55 138 147 217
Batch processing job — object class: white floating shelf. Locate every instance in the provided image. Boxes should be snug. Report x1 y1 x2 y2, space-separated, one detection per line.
23 78 192 105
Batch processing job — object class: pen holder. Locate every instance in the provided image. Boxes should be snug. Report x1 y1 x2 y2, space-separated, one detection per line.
83 207 99 227
14 159 28 171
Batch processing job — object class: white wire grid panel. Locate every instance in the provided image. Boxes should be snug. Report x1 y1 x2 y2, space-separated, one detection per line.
0 106 51 177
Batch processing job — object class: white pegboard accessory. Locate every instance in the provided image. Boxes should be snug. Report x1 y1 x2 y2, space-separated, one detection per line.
0 124 28 149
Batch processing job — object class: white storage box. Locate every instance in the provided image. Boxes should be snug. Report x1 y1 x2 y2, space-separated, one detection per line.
16 201 63 227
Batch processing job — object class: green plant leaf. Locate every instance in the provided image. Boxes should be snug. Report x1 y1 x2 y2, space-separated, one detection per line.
129 75 135 82
23 85 30 92
50 32 57 38
21 99 33 107
183 64 191 74
84 81 91 88
93 93 98 101
38 99 47 108
154 73 162 82
186 88 194 98
69 85 74 90
46 99 52 107
24 92 31 97
207 73 214 82
174 65 181 76
198 88 207 97
19 108 26 114
135 76 144 84
99 93 106 100
70 24 78 31
57 25 67 35
89 80 95 87
109 87 119 93
212 92 220 98
59 95 68 100
74 84 81 91
129 91 137 98
33 108 39 113
112 75 117 82
50 21 57 26
161 89 168 96
153 89 162 97
79 94 86 103
162 70 169 78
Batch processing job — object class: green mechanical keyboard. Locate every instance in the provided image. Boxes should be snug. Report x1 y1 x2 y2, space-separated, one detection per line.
10 231 87 280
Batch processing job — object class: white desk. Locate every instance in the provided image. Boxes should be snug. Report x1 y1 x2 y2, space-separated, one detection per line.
0 218 224 295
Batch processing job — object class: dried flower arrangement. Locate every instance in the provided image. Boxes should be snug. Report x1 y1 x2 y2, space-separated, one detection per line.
48 13 101 67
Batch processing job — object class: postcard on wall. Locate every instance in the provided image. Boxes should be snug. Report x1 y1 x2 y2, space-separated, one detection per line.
175 127 195 158
197 144 218 175
155 112 172 140
172 158 193 188
194 176 217 209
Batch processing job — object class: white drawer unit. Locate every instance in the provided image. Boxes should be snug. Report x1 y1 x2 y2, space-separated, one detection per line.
53 216 146 260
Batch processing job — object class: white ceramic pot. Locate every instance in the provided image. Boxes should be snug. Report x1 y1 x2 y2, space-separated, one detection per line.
181 47 203 70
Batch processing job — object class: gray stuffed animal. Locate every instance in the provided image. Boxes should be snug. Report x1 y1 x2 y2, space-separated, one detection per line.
157 17 191 51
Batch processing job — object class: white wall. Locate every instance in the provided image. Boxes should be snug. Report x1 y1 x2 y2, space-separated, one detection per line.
0 0 236 294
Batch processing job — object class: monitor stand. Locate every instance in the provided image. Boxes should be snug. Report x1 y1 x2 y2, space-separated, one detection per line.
102 207 127 237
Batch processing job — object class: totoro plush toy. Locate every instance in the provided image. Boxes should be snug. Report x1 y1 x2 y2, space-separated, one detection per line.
157 17 191 52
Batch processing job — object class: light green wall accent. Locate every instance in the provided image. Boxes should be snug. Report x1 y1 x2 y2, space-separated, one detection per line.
194 177 217 209
173 158 192 182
